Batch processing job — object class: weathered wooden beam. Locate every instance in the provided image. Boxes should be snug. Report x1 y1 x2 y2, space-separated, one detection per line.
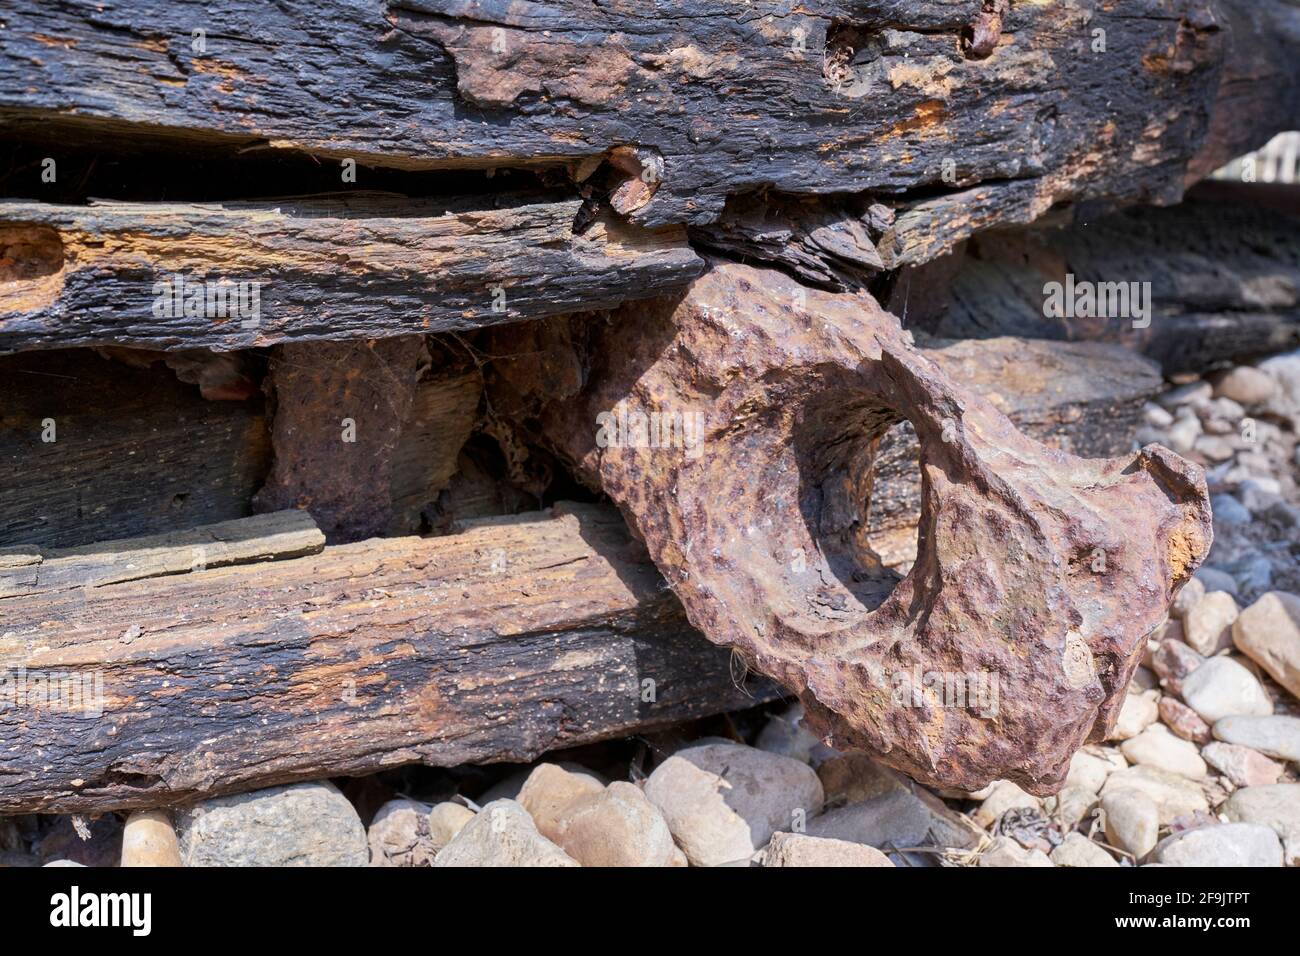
0 505 774 813
0 510 324 599
388 361 484 535
0 195 702 353
1186 0 1300 181
910 184 1300 373
1 0 1294 244
0 349 272 550
0 347 482 551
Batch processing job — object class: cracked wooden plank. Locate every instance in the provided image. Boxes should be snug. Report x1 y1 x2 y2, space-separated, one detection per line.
1 0 1295 242
0 504 775 814
911 183 1300 373
0 510 324 599
0 195 702 353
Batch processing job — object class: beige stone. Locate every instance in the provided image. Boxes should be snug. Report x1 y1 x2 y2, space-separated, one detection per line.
762 832 894 867
517 763 605 842
433 799 578 867
121 810 182 867
428 802 475 852
1110 690 1160 741
1233 591 1300 701
551 782 686 867
1183 591 1239 656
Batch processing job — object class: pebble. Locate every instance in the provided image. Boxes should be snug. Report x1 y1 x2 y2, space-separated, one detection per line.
807 789 933 851
1258 351 1300 426
433 799 578 867
1214 366 1276 405
1151 822 1282 867
1210 494 1252 527
1172 577 1205 619
762 832 894 867
1047 785 1099 829
1222 784 1300 845
517 763 606 842
1119 725 1208 780
755 703 837 766
1157 696 1212 743
1194 566 1239 596
1166 415 1202 454
368 799 437 867
1152 638 1204 694
549 782 686 867
1227 555 1273 596
1208 395 1246 422
1233 591 1300 700
1213 714 1300 761
1201 743 1284 787
978 836 1054 867
1100 766 1209 825
643 742 824 867
1142 403 1174 428
1195 435 1235 461
480 761 603 805
1158 381 1212 409
178 782 368 867
1050 832 1118 867
120 810 182 868
972 780 1041 828
1182 591 1239 655
1238 480 1283 515
428 802 475 852
1179 656 1273 723
1065 748 1126 793
1110 690 1160 741
1102 789 1160 859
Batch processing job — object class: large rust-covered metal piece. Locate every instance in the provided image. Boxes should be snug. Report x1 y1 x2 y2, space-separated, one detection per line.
493 264 1213 795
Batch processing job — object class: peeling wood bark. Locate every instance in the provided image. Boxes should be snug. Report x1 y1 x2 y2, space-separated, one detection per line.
0 196 702 353
2 0 1294 245
0 505 774 814
388 364 483 535
912 185 1300 373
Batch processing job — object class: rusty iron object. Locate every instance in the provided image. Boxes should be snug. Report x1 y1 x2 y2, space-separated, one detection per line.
496 264 1212 795
963 0 1009 60
253 337 426 542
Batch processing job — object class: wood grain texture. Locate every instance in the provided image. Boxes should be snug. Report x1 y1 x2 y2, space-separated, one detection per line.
913 185 1300 373
0 505 774 813
2 0 1294 239
0 347 484 551
0 195 702 353
0 349 272 550
0 510 324 599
